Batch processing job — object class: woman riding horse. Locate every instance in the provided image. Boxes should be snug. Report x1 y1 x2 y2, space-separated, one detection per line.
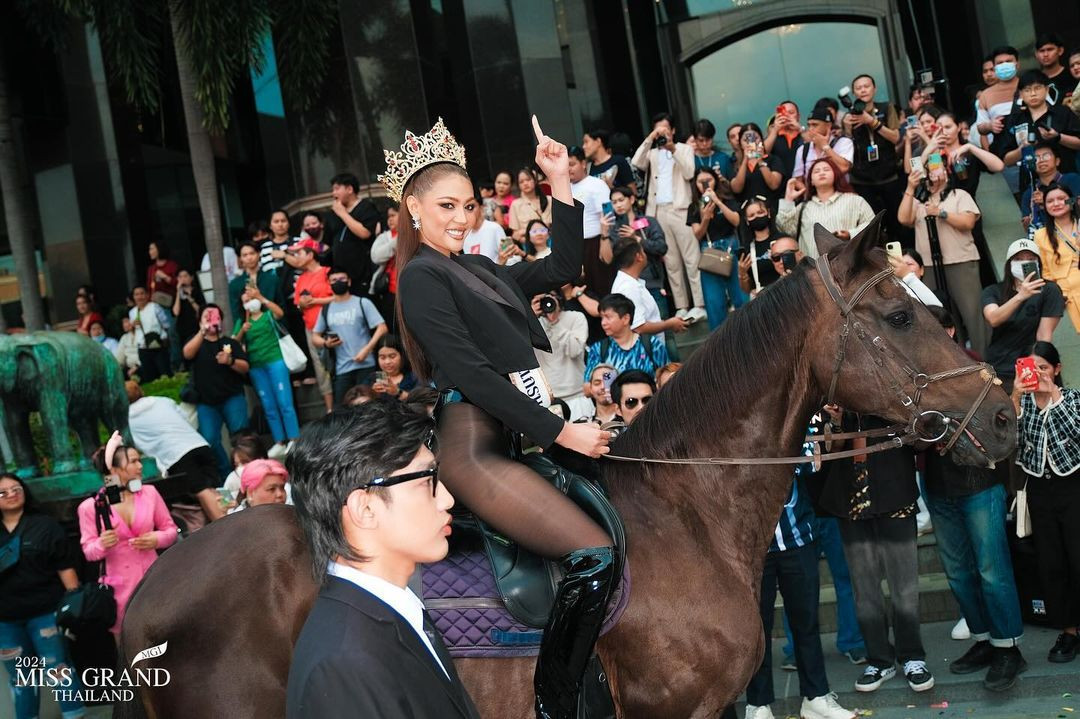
388 117 614 718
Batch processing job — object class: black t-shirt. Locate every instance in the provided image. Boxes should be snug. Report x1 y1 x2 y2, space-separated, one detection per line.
328 199 381 296
589 155 635 188
686 202 737 243
735 155 784 215
744 233 782 289
991 104 1080 193
0 513 76 621
949 153 988 197
849 103 901 185
980 280 1065 379
193 336 249 405
1046 68 1079 103
770 133 805 179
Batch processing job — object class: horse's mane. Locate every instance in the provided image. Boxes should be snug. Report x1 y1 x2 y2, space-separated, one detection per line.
620 261 819 460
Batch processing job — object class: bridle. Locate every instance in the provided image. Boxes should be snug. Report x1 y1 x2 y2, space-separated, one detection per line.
606 254 1000 469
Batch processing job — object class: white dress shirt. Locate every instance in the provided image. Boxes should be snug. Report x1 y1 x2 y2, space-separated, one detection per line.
572 175 611 238
654 149 675 205
611 270 665 344
327 561 450 679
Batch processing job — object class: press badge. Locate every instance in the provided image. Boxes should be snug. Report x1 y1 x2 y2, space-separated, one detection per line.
867 144 880 162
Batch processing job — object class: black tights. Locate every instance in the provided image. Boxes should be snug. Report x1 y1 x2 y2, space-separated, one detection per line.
437 402 612 558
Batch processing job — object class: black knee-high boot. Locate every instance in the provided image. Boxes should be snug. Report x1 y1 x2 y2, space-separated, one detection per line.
534 545 617 719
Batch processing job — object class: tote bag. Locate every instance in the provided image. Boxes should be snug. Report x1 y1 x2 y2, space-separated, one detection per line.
275 322 308 373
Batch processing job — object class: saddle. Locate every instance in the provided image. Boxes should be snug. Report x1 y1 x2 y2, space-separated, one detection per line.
421 451 629 649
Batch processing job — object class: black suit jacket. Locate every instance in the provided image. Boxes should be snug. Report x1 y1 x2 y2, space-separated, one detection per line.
399 198 585 448
286 576 480 719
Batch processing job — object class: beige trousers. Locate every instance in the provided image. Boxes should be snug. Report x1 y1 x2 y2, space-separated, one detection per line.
655 204 704 310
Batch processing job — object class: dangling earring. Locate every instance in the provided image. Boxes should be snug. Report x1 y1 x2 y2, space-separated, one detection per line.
412 217 421 230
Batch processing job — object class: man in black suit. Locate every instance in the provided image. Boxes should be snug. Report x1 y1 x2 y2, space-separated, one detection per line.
286 402 479 718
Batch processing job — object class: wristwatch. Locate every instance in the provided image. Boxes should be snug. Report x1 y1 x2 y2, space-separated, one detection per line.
938 209 949 220
573 289 584 298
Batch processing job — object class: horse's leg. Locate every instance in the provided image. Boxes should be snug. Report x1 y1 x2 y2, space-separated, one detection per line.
457 657 536 719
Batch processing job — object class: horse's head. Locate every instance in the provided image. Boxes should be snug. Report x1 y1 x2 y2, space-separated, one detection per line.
808 214 1015 467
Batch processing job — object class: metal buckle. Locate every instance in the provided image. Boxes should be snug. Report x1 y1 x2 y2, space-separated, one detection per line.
912 410 951 443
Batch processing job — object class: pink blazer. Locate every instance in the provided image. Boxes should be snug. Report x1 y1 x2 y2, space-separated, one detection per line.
78 485 178 633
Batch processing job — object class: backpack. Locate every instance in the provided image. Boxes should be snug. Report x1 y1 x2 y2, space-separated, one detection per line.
599 335 657 372
799 135 840 171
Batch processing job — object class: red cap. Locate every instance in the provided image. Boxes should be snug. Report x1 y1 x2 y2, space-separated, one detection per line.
287 237 321 253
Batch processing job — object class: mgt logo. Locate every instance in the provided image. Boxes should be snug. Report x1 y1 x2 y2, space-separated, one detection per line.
16 640 171 703
131 641 168 666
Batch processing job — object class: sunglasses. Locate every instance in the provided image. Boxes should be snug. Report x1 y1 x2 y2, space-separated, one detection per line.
0 486 24 499
771 250 797 263
623 395 653 409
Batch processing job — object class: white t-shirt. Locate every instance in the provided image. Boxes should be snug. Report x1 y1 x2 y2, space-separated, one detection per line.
611 270 665 344
792 136 855 181
200 246 240 277
464 220 504 262
128 396 208 473
655 149 675 205
572 175 610 238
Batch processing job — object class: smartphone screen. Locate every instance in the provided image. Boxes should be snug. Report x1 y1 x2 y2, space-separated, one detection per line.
631 217 649 230
1020 260 1038 278
602 202 614 217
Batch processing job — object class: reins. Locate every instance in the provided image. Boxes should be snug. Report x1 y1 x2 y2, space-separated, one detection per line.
605 254 1000 470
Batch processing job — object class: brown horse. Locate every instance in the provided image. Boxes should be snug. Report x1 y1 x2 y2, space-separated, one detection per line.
116 220 1016 718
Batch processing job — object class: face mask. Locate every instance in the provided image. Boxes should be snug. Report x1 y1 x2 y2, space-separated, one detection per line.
93 334 107 344
1011 260 1036 281
994 62 1017 81
243 299 262 313
748 216 771 231
330 280 350 296
126 478 143 493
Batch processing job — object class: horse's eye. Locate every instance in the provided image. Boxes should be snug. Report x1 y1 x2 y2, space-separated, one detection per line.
887 311 912 328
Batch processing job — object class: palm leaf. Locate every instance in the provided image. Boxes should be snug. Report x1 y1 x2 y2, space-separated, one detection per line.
269 0 337 112
83 0 166 113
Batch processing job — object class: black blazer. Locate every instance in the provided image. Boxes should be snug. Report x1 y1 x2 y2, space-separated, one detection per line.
286 576 480 719
399 198 585 448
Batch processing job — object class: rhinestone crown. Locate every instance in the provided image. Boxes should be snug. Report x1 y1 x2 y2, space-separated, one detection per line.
379 118 468 202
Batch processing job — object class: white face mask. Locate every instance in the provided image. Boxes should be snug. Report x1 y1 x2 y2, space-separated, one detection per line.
243 299 262 313
1010 260 1036 281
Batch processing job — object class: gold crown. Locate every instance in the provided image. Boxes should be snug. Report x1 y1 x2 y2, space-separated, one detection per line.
379 118 468 202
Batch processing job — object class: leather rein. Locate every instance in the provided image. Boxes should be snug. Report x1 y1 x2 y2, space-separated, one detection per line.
605 256 1000 471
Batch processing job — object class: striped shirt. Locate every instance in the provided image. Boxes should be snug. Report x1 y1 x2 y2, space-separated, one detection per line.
776 192 876 259
769 420 821 553
1016 388 1080 478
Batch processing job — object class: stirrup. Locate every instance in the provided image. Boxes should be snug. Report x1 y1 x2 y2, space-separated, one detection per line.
534 546 616 719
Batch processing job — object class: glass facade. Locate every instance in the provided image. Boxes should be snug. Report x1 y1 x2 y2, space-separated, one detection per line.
690 21 891 134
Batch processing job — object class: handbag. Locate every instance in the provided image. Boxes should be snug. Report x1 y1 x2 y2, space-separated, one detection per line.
0 522 24 574
56 495 116 634
275 321 308 373
151 291 173 308
699 241 733 277
1012 481 1032 538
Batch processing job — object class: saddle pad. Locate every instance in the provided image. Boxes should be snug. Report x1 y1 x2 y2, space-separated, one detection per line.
422 549 631 658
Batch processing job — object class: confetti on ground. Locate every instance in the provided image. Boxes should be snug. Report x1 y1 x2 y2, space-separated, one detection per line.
1066 693 1074 698
931 702 949 709
1063 708 1074 712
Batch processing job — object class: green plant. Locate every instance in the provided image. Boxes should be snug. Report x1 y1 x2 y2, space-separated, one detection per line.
140 372 189 403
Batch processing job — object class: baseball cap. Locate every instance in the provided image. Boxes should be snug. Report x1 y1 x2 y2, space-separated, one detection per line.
1005 238 1038 260
809 106 835 124
287 237 321 253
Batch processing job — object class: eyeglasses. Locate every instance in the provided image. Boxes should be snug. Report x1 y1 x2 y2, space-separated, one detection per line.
623 395 653 409
0 486 24 499
355 465 440 497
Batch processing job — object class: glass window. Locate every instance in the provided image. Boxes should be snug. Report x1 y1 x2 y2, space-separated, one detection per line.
690 21 890 141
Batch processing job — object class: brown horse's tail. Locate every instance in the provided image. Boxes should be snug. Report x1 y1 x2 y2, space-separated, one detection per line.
112 642 151 719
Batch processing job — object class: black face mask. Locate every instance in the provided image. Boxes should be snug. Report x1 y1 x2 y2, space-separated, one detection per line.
748 216 771 232
306 228 322 240
331 280 350 296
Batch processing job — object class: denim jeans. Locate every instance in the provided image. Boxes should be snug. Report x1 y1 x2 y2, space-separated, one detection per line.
784 517 865 656
746 543 831 705
196 393 250 476
332 367 374 406
699 237 746 330
0 611 85 719
249 360 301 443
925 484 1023 645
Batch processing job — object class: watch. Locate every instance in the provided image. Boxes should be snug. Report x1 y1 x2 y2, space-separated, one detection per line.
573 290 584 298
938 209 949 220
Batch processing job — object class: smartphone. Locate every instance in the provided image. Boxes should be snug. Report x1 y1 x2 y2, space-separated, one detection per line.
1020 260 1039 279
631 217 649 230
499 237 515 253
1015 356 1039 390
886 241 902 260
910 157 924 174
375 370 389 384
781 252 798 272
602 201 614 217
324 332 339 342
905 115 918 129
104 474 122 505
601 370 616 401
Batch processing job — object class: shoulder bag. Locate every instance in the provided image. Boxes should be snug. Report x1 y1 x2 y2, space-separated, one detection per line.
1012 480 1032 538
274 319 308 373
56 493 116 634
0 521 25 574
698 241 733 277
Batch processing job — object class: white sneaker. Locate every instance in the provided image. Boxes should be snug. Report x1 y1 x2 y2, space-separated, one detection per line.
744 704 775 719
951 617 970 640
686 306 709 324
800 692 856 719
284 439 296 456
267 442 288 460
675 308 690 320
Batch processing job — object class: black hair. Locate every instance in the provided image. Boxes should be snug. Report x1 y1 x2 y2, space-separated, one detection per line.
1035 140 1061 158
329 172 361 194
611 237 644 270
609 131 633 157
926 305 956 334
1031 341 1064 386
917 104 943 120
692 166 721 203
739 122 765 143
902 247 925 267
149 240 170 260
375 334 411 375
651 112 674 129
585 128 611 149
91 442 136 474
852 73 876 88
287 401 435 583
693 118 716 139
725 122 742 139
238 240 261 255
598 293 635 319
328 266 351 279
524 219 550 256
302 210 323 224
1040 182 1080 262
405 386 440 412
516 166 548 213
610 185 635 200
200 302 223 323
1035 32 1064 50
132 284 148 294
815 97 840 113
0 473 40 514
478 180 495 192
568 145 586 162
247 219 271 239
1018 69 1051 90
991 45 1019 61
611 369 656 405
231 432 267 465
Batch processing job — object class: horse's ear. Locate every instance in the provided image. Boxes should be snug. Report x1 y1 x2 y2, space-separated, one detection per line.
813 223 844 258
835 211 888 275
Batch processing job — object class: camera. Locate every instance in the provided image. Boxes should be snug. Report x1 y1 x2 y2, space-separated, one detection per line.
539 295 559 315
914 68 947 97
653 135 668 149
837 86 866 115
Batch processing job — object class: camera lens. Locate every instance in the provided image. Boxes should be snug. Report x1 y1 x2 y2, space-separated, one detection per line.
539 296 558 314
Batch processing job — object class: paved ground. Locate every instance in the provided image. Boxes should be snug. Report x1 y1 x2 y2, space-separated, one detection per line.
745 620 1080 719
